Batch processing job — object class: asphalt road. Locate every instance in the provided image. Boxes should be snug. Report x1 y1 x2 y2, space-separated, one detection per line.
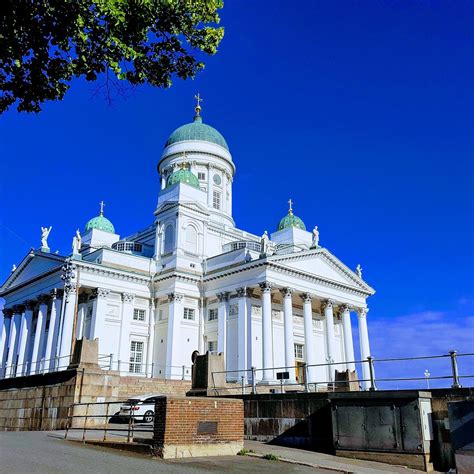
0 431 330 473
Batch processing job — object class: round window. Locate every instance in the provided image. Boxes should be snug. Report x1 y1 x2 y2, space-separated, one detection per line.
213 173 222 185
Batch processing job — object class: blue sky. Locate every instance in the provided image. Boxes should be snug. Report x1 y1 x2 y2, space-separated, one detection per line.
0 2 473 384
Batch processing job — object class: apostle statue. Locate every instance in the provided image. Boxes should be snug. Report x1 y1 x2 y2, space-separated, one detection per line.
72 229 82 255
356 264 363 278
260 230 270 255
41 226 52 249
311 226 320 248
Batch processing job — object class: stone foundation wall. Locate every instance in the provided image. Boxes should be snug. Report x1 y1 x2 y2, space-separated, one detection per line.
0 370 78 431
117 376 191 399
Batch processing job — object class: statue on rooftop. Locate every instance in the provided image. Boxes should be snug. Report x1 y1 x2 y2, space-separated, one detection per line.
41 226 52 249
72 229 81 255
356 264 363 278
311 226 320 248
260 230 270 256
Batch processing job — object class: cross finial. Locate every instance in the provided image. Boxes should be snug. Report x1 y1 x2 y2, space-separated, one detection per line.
99 200 105 216
288 198 293 215
194 92 203 116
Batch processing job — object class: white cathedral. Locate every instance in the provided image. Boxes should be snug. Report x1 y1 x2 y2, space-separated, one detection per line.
0 99 375 389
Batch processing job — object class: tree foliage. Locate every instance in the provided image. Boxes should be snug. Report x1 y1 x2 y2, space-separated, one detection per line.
0 0 224 113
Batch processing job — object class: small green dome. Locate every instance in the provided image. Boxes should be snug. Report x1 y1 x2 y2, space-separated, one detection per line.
277 200 306 231
165 115 229 151
166 167 200 189
85 202 115 233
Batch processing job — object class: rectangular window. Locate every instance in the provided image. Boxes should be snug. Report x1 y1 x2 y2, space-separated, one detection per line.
133 308 146 321
198 172 206 181
208 341 217 352
294 343 304 360
183 307 195 320
129 341 144 373
208 308 218 321
212 190 221 210
85 306 93 320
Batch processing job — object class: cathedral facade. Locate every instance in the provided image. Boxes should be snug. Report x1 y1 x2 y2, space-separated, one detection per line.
0 100 375 389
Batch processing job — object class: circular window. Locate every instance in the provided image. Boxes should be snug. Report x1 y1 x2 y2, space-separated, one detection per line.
213 173 221 185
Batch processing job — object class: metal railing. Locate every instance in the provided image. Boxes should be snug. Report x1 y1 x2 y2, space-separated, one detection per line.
0 353 192 382
97 356 192 380
0 354 75 379
64 400 154 443
210 350 474 394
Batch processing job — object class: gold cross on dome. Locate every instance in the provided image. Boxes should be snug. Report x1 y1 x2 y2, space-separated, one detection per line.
288 198 293 215
99 200 105 215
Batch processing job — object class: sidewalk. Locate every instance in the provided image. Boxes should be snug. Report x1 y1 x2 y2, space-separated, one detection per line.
244 440 422 474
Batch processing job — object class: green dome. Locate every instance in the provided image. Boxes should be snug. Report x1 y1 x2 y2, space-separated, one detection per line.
278 214 306 231
165 115 229 151
277 201 306 231
166 167 200 189
85 203 115 234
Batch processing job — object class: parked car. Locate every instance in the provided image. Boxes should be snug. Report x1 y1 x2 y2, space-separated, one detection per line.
118 393 163 423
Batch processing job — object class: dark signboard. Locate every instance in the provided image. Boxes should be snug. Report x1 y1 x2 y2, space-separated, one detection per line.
276 371 290 380
197 421 218 434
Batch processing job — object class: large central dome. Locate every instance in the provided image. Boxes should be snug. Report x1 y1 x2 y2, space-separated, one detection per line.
164 111 229 151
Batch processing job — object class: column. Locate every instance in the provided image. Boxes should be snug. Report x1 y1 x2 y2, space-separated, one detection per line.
30 295 49 374
58 284 77 367
0 309 13 377
166 292 183 379
216 292 229 356
259 282 273 382
5 307 22 378
76 293 88 339
207 164 213 207
146 299 156 377
118 292 135 374
89 288 110 342
281 288 296 382
358 307 372 390
236 288 249 382
341 305 356 371
45 289 63 371
197 299 204 354
302 293 317 383
322 300 336 382
17 302 34 376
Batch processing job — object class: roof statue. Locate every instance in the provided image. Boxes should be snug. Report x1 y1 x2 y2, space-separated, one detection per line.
72 229 81 255
40 226 52 249
311 226 319 248
356 264 363 278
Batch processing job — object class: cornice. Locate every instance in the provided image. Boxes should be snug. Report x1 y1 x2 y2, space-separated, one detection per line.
75 261 151 284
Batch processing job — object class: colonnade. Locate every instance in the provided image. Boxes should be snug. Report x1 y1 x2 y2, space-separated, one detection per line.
212 281 372 389
0 288 75 378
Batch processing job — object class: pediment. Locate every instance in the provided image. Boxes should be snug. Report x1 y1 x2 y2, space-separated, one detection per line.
156 200 209 216
268 248 374 294
1 251 65 293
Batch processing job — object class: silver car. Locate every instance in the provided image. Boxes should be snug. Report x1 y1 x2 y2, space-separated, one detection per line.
118 393 163 423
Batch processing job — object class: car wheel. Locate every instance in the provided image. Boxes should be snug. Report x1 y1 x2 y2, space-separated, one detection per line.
143 410 154 423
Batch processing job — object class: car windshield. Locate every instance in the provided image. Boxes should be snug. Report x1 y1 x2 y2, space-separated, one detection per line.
125 399 140 404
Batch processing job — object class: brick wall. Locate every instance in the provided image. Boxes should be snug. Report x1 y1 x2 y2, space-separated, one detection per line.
153 396 244 458
117 376 191 399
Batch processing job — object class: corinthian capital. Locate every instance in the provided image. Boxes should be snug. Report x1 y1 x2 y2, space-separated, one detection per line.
93 287 110 299
259 281 272 294
280 287 294 298
321 299 335 310
300 293 313 304
357 307 369 318
122 292 135 304
217 292 230 302
168 292 184 303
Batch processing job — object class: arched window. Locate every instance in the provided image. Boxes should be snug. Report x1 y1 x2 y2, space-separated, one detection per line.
163 224 174 254
185 225 198 254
